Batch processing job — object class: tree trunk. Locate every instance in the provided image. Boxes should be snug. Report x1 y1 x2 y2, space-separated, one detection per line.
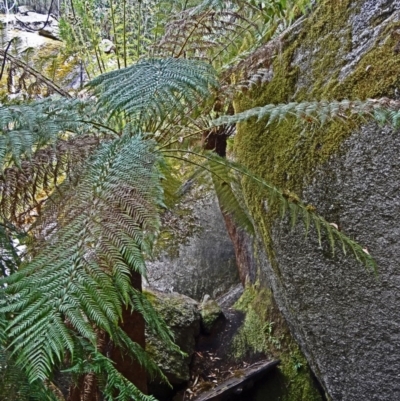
67 272 147 400
110 271 148 394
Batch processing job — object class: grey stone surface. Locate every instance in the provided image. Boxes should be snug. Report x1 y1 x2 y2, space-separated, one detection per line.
145 190 240 301
263 123 400 400
339 0 400 80
145 289 201 385
239 1 400 400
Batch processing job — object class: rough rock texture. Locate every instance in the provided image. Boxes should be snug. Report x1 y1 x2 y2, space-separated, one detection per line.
266 123 400 401
145 289 201 387
16 1 60 15
234 1 400 400
199 297 223 334
145 190 239 301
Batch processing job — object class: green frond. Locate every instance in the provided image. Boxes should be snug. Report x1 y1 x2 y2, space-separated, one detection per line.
162 148 376 271
0 135 164 382
0 135 101 226
212 98 400 128
87 58 219 127
131 289 180 355
0 98 101 171
0 348 62 401
65 343 158 401
208 158 255 234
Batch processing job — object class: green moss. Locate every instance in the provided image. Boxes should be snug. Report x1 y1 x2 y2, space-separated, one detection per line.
199 299 222 333
234 0 400 268
232 1 399 399
232 285 324 401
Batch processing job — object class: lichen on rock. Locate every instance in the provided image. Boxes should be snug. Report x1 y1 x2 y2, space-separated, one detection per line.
199 296 223 334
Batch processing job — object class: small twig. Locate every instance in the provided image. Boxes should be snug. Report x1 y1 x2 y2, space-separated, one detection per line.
0 40 12 82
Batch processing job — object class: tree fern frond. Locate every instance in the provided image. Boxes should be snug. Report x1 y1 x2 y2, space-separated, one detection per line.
212 98 400 128
0 223 22 277
0 348 62 401
162 149 376 271
131 289 180 355
153 8 252 60
67 349 158 401
113 327 169 383
0 98 100 170
0 135 164 382
87 58 218 127
0 135 101 227
208 158 255 234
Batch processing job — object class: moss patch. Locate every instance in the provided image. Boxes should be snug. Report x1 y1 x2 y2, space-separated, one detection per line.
234 0 400 267
233 1 399 399
232 285 324 401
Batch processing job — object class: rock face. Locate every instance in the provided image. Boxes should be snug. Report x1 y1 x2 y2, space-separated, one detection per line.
234 1 400 400
145 289 201 387
16 1 60 15
199 296 223 334
145 190 239 301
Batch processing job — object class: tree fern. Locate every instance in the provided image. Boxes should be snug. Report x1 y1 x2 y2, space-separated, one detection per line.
87 58 218 127
0 2 397 396
0 134 173 385
212 98 400 128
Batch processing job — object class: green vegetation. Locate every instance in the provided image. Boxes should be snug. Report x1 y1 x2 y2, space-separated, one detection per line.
0 0 397 400
233 285 323 401
234 0 400 272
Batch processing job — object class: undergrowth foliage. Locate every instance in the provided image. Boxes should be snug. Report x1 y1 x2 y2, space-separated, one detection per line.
0 0 395 399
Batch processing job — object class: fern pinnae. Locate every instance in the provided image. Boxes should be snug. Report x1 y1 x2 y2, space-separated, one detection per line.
87 58 219 126
1 135 165 383
211 98 400 128
162 148 376 271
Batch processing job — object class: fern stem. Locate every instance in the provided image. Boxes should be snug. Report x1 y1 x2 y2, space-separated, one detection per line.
161 148 376 271
109 0 121 70
175 12 209 58
137 0 142 60
164 154 227 183
123 0 127 67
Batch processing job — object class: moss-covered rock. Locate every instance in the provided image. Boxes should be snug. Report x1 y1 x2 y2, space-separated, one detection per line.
232 285 324 401
144 289 200 387
199 297 223 334
234 1 400 400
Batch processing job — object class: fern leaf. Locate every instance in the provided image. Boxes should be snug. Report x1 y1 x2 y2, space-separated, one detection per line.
87 58 218 126
163 149 376 271
0 99 102 171
212 98 400 128
208 158 255 234
0 135 164 382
